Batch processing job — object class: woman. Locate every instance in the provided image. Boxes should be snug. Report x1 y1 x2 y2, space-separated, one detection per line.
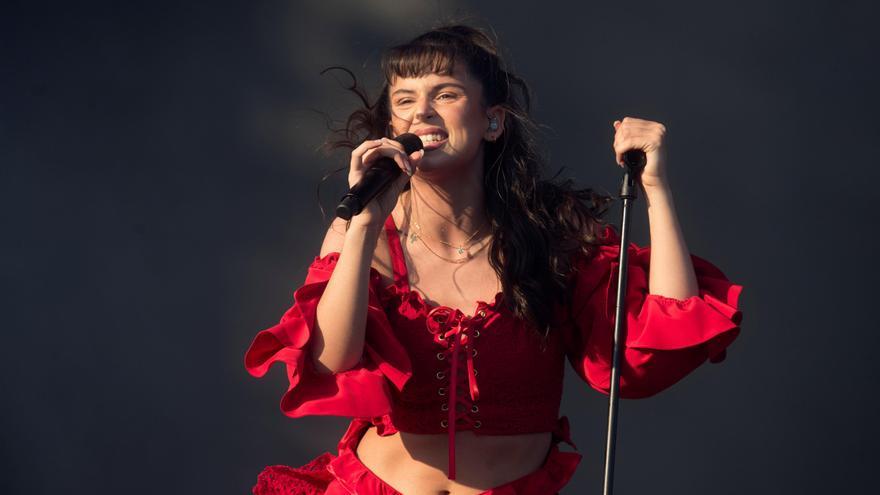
245 24 743 494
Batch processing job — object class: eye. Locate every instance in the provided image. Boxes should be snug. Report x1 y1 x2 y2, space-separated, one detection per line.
395 98 413 106
437 93 457 101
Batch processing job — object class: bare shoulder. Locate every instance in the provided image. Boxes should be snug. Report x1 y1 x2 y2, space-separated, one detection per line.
317 215 396 288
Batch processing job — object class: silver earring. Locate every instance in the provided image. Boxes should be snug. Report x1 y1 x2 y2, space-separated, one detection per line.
488 117 499 131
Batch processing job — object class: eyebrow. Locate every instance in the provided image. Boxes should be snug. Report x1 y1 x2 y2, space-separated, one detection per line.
390 83 467 98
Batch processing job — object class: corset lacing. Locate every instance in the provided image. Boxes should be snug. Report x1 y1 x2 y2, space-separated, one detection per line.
426 305 487 480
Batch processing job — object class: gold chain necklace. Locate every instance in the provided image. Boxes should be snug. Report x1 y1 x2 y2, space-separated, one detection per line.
411 185 487 254
407 183 489 263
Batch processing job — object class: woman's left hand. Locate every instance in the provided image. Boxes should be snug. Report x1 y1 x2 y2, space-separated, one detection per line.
612 117 668 189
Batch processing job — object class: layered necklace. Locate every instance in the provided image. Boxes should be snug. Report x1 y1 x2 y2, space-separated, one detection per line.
406 182 489 264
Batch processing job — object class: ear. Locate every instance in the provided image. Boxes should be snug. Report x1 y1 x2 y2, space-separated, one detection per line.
484 105 506 142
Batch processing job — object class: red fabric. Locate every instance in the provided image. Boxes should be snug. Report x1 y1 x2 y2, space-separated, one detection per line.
251 416 582 495
244 252 413 419
563 225 743 398
244 215 744 480
252 454 335 495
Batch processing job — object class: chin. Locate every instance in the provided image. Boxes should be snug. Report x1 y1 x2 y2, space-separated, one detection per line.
420 152 458 169
422 146 480 169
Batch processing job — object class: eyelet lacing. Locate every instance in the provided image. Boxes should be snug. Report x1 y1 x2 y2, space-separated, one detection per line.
425 305 487 480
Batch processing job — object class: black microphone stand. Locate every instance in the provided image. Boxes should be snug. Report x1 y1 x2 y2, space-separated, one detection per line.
602 149 647 495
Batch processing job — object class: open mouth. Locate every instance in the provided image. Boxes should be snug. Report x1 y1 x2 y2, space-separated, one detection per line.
418 132 448 151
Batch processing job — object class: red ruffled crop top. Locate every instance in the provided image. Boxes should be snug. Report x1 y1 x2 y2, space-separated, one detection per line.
244 214 744 480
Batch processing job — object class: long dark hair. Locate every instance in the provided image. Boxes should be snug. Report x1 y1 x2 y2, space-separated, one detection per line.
321 24 614 337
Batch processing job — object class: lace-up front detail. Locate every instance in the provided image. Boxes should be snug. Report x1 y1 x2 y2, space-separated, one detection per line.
382 213 515 480
426 305 486 479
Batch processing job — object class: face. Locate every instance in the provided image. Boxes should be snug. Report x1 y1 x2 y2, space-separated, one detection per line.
387 63 501 174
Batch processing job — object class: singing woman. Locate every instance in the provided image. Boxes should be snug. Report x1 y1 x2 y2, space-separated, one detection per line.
245 24 743 495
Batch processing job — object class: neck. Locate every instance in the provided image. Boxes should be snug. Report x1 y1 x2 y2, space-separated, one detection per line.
406 168 489 246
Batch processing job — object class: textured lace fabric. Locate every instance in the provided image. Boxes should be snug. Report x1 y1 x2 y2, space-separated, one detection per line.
244 213 745 481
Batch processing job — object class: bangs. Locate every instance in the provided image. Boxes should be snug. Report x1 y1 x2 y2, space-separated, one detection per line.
381 44 458 83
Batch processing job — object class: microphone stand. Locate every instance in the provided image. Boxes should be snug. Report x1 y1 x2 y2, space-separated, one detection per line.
602 149 646 495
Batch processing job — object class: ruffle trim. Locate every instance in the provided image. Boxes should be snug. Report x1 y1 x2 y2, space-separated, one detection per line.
316 251 506 320
567 224 744 396
576 224 743 359
243 253 412 419
380 281 506 320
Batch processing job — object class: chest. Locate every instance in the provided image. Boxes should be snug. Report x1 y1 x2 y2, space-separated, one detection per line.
376 209 502 316
379 287 566 410
382 250 501 318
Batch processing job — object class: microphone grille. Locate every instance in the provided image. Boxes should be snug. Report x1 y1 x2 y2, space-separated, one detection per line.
393 133 425 154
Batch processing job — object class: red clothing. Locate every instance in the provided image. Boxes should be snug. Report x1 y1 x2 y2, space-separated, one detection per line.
244 214 743 480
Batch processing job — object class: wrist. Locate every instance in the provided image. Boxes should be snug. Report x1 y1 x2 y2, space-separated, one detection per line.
641 180 671 195
344 219 384 242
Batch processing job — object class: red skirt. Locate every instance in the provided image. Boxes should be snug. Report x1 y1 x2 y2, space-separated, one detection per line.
252 416 582 494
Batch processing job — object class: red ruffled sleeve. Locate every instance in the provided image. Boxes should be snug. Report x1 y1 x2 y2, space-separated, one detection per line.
564 225 743 399
244 253 412 418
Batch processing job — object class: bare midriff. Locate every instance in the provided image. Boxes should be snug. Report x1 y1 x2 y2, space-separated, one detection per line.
355 426 552 495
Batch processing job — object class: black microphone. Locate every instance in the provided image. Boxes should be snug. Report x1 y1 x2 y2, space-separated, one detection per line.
622 149 647 172
335 133 424 220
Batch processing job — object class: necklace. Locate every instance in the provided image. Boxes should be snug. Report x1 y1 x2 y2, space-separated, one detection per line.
406 183 489 263
411 185 487 254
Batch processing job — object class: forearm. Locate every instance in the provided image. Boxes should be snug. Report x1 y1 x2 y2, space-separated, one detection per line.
643 183 699 299
312 223 382 374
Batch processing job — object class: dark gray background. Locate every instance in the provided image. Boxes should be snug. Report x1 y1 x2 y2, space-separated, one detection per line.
3 1 878 493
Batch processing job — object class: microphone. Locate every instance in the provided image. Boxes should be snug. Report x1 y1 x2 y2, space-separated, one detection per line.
335 133 424 220
622 149 647 172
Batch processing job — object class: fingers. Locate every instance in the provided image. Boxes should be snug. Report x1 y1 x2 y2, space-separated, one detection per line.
346 138 418 225
379 137 425 167
611 117 666 165
409 148 425 167
381 136 404 151
350 139 385 171
613 116 656 128
350 136 427 186
351 138 384 159
359 139 414 176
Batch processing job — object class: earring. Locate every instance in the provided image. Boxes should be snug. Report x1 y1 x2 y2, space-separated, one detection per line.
486 117 500 142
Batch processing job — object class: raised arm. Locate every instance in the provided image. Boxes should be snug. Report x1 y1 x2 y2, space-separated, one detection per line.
311 137 423 374
243 138 420 418
611 117 698 299
311 218 383 374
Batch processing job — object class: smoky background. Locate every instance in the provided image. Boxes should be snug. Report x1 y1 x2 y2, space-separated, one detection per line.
2 1 878 493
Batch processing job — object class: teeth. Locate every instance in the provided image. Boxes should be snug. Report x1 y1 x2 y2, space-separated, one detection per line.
420 133 446 143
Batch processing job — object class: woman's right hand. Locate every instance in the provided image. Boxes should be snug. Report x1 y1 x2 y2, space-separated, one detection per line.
347 137 424 229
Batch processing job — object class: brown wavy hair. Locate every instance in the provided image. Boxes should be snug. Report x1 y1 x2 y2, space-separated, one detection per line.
320 24 615 338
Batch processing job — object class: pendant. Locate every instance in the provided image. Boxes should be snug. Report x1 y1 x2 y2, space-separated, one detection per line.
410 232 419 244
457 246 465 255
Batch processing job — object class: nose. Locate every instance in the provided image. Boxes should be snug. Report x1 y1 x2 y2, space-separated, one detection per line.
413 96 436 122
